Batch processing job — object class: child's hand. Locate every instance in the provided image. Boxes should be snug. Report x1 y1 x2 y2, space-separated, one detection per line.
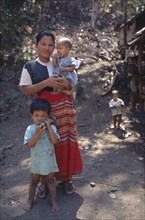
115 101 121 107
44 118 52 128
35 124 46 136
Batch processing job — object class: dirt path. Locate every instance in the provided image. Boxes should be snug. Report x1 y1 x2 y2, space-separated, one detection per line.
0 58 145 220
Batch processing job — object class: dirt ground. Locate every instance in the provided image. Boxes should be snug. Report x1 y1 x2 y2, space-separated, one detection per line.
0 53 145 220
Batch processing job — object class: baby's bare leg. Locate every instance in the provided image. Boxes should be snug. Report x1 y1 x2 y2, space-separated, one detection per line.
22 174 40 212
45 173 60 212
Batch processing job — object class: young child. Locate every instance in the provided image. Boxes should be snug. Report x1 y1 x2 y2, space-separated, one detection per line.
52 37 81 97
109 90 124 129
22 99 60 212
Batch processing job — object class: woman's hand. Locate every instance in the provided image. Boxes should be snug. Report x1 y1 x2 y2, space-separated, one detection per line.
56 77 72 90
46 76 71 90
45 77 63 89
21 76 71 96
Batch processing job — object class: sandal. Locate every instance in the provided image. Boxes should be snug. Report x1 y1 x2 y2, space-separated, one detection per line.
63 181 76 194
35 185 47 199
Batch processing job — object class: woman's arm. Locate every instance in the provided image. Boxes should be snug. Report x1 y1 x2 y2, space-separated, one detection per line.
21 77 64 96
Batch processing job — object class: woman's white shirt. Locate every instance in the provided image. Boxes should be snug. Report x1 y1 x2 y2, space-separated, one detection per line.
19 58 53 86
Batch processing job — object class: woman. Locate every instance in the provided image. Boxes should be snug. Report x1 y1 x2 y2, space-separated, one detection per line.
19 30 83 196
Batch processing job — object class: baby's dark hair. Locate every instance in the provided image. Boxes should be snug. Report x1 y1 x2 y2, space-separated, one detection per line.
30 99 51 115
58 37 72 49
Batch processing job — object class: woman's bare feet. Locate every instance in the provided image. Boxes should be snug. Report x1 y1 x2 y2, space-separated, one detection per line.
21 199 34 212
51 201 61 212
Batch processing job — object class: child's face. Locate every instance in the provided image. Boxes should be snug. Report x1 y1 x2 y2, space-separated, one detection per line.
31 110 48 125
112 93 118 100
57 43 70 58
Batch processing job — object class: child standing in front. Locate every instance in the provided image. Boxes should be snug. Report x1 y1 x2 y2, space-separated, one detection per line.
109 90 124 129
22 99 60 212
52 37 81 97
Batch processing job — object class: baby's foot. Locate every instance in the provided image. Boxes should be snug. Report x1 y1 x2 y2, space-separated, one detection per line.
21 199 33 212
51 201 61 212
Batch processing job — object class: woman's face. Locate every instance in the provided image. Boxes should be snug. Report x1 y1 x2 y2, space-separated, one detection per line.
36 36 55 62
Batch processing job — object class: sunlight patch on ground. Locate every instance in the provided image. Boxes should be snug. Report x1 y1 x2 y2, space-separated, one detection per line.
1 167 16 178
20 158 31 169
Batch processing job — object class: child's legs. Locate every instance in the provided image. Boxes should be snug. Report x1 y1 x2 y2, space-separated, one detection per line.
117 114 122 127
29 174 40 200
113 115 117 128
45 173 56 203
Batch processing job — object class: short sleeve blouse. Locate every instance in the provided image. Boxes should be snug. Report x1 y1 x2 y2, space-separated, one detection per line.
19 58 53 86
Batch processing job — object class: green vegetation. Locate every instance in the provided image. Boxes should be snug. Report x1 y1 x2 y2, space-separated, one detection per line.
0 0 144 64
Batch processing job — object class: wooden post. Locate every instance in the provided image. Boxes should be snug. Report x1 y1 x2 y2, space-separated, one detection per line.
91 0 98 30
123 0 127 58
138 43 143 111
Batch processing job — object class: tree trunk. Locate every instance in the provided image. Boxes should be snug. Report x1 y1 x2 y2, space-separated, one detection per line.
91 0 98 29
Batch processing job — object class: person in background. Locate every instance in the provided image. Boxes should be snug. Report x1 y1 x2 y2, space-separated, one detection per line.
19 30 83 197
109 90 124 129
52 37 81 99
22 99 60 212
127 56 140 111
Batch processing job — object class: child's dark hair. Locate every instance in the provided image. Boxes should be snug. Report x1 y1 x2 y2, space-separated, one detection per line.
30 99 51 115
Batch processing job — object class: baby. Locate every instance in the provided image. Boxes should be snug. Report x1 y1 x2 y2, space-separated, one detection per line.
52 37 81 97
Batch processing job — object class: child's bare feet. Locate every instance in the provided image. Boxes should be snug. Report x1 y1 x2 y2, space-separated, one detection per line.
21 199 34 212
51 201 61 212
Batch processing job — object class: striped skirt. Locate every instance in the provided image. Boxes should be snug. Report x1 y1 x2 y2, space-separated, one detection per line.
36 91 83 181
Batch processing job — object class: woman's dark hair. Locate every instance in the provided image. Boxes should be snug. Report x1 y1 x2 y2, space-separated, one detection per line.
36 30 55 44
30 99 51 115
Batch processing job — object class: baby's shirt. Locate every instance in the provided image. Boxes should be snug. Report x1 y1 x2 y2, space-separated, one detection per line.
55 57 81 70
53 56 81 87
